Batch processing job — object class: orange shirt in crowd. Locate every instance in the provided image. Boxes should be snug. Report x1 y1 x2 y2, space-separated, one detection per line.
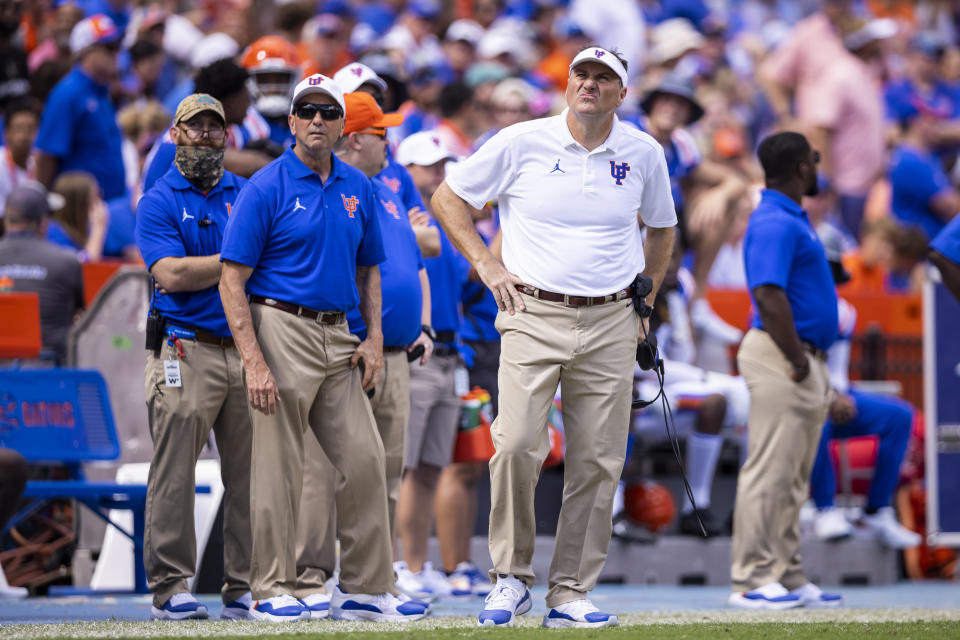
839 250 888 294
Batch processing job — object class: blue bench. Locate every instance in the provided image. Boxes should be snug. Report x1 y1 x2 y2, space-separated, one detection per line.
0 369 208 593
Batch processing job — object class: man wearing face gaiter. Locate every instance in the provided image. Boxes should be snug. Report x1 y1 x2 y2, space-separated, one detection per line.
135 94 254 621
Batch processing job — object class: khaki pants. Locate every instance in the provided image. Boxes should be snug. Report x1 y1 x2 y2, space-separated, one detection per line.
143 338 251 607
248 304 394 599
490 294 637 608
731 329 830 592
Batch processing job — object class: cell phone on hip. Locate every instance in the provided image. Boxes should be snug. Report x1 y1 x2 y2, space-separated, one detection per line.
407 344 425 363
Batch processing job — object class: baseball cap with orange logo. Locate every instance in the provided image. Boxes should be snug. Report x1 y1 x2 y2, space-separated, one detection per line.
342 92 404 136
70 14 121 55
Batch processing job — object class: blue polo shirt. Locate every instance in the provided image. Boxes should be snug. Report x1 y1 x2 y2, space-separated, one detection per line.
425 220 463 336
460 225 499 343
377 158 427 213
931 213 960 264
34 67 126 200
347 178 424 347
889 144 952 240
136 166 246 337
221 148 385 311
744 189 838 352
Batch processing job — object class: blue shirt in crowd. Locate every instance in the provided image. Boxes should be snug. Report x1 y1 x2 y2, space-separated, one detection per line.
460 226 499 343
221 148 385 311
424 220 463 337
931 212 960 264
348 178 423 347
35 67 127 200
377 157 427 213
744 189 838 352
889 144 953 240
136 166 246 337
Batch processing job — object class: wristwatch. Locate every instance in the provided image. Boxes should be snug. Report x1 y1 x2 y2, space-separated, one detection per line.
421 324 437 341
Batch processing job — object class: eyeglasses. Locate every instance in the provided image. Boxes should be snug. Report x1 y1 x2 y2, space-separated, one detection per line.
294 103 344 122
177 124 227 142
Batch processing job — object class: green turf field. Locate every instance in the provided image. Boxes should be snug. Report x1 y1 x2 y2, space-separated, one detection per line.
3 611 959 640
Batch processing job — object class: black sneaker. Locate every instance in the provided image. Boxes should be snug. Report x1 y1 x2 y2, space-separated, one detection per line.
678 509 723 537
611 512 656 544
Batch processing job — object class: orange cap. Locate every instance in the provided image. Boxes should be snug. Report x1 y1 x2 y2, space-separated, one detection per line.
342 92 404 135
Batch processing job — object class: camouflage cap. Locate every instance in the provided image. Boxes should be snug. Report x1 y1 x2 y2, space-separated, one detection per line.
174 93 226 126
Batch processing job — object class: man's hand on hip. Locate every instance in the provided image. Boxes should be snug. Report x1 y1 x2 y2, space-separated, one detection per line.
245 358 280 415
476 257 526 315
352 337 384 390
791 357 811 383
408 331 434 366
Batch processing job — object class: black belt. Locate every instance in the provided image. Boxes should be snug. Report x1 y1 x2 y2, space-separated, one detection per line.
165 324 235 348
803 341 828 362
434 344 458 357
383 346 407 353
515 284 635 306
249 295 345 324
435 330 456 343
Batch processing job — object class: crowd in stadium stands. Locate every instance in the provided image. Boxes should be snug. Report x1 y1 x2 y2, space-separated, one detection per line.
2 0 960 616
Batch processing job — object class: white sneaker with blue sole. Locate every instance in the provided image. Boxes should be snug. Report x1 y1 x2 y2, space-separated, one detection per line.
791 583 843 608
448 562 491 597
728 582 803 610
221 592 252 620
300 592 331 619
330 585 430 622
477 575 532 627
543 599 619 628
150 593 209 620
250 594 310 622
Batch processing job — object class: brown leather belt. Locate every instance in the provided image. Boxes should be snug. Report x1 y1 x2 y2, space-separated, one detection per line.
803 341 828 362
249 294 345 325
166 324 235 348
515 284 635 306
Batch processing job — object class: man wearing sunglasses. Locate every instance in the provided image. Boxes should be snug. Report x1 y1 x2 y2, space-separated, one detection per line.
135 94 253 621
220 75 428 623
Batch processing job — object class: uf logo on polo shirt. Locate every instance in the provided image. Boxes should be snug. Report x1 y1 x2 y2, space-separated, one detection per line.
610 161 631 186
342 194 359 218
381 199 400 219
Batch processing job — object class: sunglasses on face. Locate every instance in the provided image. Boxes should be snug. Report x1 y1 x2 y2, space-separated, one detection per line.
294 103 344 121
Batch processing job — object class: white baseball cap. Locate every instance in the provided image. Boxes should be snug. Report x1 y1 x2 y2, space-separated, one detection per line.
445 19 485 47
290 73 346 114
396 131 453 167
569 46 629 87
333 63 387 94
69 14 121 55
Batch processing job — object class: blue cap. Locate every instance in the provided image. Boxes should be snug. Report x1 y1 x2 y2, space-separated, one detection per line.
407 0 441 20
318 0 354 18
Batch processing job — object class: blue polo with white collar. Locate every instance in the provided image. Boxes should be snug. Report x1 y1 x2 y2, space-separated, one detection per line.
744 189 838 352
220 147 385 311
135 165 246 337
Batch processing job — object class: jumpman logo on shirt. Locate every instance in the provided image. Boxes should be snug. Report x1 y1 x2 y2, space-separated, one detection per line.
292 197 307 213
550 159 565 174
182 208 194 222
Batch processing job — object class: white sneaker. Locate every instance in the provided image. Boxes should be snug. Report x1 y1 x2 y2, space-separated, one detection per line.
448 562 491 597
329 585 430 622
249 594 310 622
300 592 331 619
691 298 743 344
221 592 252 620
543 599 619 628
151 592 209 620
477 575 532 627
416 562 454 599
0 585 27 599
814 507 853 541
790 582 843 608
728 582 803 610
394 560 436 601
860 507 922 549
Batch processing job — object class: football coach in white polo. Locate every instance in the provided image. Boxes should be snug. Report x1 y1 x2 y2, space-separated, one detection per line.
431 46 676 628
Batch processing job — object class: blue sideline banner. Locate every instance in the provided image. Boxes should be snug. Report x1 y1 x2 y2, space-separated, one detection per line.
923 277 960 546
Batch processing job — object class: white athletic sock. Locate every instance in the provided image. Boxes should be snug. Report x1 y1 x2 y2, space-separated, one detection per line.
683 432 723 514
612 480 625 516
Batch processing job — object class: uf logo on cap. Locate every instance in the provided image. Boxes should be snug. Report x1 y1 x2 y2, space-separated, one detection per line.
610 161 630 185
594 49 605 58
308 76 324 86
351 66 364 77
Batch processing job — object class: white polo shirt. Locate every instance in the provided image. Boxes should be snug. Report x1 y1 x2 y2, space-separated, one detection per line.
446 109 676 296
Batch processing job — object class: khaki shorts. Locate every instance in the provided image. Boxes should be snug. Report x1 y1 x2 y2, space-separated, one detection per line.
404 353 460 469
